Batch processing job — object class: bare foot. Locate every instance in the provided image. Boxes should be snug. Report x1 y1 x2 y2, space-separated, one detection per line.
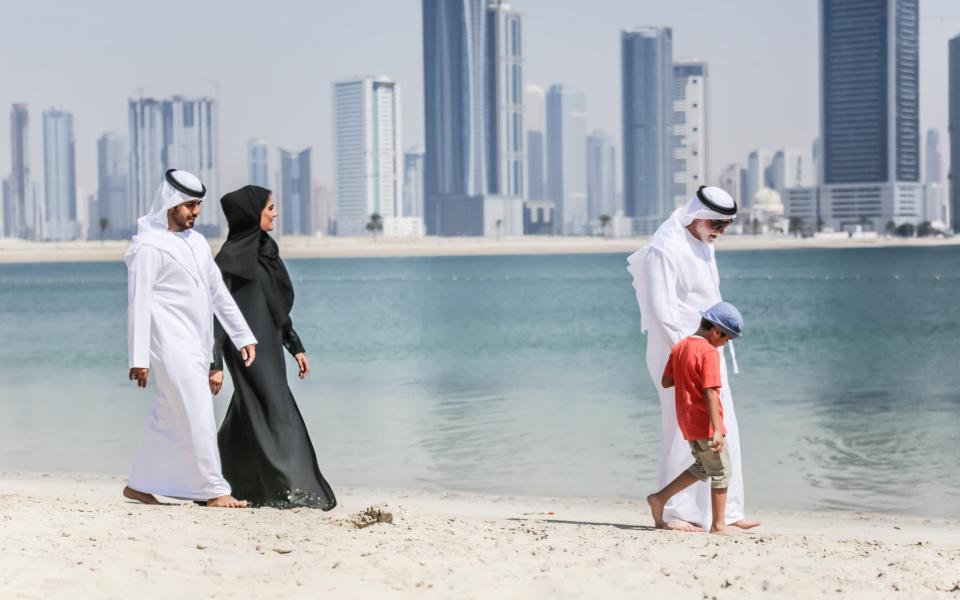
206 495 247 508
646 494 666 528
664 519 705 532
730 519 761 530
123 486 160 505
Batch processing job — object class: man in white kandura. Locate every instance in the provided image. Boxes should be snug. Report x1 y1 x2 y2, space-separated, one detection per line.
124 169 257 508
627 186 760 532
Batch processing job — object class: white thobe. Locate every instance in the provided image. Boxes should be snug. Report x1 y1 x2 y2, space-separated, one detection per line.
126 229 255 500
628 211 745 527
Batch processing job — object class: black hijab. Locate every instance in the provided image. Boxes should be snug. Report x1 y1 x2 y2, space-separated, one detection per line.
216 185 294 328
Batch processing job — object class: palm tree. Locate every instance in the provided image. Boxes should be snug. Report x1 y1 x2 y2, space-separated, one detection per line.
788 216 803 238
98 217 109 244
365 213 383 241
598 214 612 238
495 218 503 241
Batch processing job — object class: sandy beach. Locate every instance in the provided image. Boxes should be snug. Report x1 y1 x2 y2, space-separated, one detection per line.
1 472 957 599
0 234 958 264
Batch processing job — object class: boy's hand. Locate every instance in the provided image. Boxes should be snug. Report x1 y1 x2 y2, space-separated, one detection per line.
710 431 725 454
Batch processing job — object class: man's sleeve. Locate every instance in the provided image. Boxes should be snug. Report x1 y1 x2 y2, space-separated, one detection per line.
207 259 257 349
637 248 687 345
700 349 722 390
127 246 161 369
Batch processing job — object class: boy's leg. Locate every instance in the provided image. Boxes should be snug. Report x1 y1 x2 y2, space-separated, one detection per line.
710 487 730 534
647 470 702 530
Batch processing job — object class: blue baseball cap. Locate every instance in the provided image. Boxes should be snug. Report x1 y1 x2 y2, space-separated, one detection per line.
701 302 744 339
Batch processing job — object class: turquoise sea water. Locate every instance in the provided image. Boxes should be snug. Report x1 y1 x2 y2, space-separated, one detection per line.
1 247 958 517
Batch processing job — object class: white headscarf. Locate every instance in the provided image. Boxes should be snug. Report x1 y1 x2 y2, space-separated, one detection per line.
125 170 206 268
678 186 737 226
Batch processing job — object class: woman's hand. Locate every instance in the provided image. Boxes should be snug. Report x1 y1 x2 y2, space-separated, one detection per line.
209 370 224 395
295 353 310 379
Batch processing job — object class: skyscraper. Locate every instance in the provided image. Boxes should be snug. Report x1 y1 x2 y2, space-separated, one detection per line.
524 84 546 201
279 148 312 236
717 163 744 208
403 146 425 218
951 34 960 232
333 77 403 236
546 84 587 234
744 149 771 209
8 104 30 239
1 178 8 237
768 150 805 192
129 96 219 235
819 0 920 232
622 27 674 234
249 139 269 188
925 129 942 184
312 184 334 235
97 133 129 239
587 130 616 221
42 109 77 240
673 59 708 209
423 0 487 234
486 0 525 200
422 0 523 236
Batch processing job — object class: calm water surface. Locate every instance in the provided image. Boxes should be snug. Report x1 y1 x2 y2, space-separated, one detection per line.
0 246 957 517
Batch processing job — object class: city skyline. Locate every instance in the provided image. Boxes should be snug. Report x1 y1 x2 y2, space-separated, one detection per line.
2 1 956 209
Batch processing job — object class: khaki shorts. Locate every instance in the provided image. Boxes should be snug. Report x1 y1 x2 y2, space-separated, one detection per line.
687 439 731 489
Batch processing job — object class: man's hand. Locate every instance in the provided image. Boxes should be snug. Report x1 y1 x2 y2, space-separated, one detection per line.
209 370 224 395
240 344 256 367
129 368 149 389
294 352 310 380
710 431 725 454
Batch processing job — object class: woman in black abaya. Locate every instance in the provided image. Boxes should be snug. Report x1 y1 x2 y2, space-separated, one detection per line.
209 185 336 510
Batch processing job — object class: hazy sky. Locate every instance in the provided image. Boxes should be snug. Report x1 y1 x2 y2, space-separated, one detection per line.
1 0 958 200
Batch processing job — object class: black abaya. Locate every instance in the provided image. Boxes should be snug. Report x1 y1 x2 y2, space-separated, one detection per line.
212 186 336 510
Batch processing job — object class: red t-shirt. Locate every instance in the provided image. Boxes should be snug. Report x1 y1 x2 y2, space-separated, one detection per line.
662 336 725 441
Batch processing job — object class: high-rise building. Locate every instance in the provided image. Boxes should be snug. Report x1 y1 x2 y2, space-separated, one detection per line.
925 129 941 184
783 187 820 234
97 133 130 239
8 104 30 238
249 139 270 188
951 34 960 232
42 109 77 240
0 178 8 237
716 164 744 208
312 184 334 235
622 27 674 234
524 84 546 201
813 138 822 186
279 148 312 236
768 150 805 192
744 149 771 210
819 0 920 232
673 59 707 209
423 0 487 234
129 96 219 235
546 85 588 234
421 0 523 236
587 131 616 221
486 0 525 199
333 77 404 236
403 146 425 219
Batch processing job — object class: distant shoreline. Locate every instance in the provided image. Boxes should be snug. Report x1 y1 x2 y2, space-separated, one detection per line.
1 234 958 264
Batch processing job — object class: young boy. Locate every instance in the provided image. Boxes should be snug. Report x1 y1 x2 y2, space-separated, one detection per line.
647 301 744 535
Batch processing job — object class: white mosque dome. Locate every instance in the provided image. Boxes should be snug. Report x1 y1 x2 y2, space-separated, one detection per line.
752 187 784 215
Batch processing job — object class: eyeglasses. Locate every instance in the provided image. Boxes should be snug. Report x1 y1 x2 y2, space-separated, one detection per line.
709 220 733 232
